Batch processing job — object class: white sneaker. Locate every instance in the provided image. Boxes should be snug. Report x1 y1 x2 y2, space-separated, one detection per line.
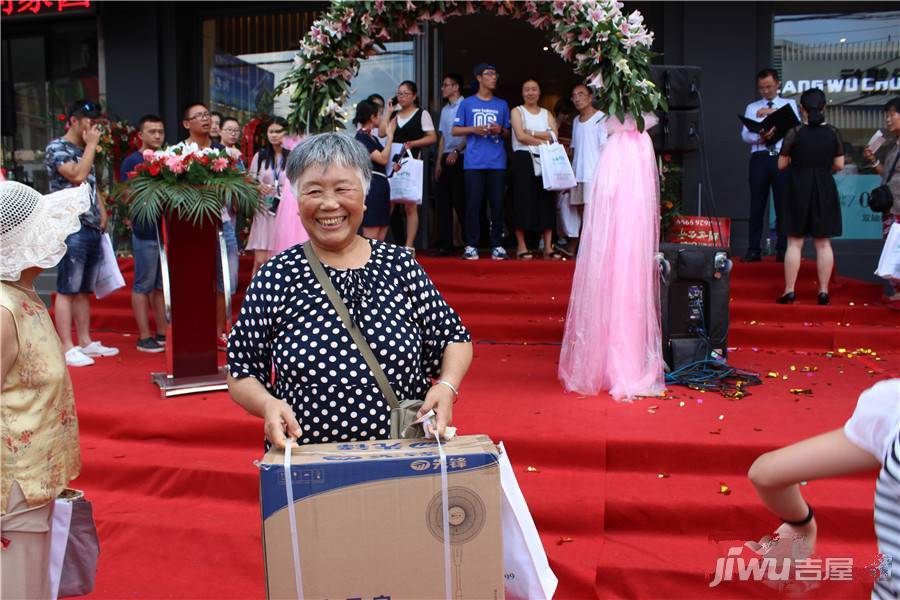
65 347 95 367
81 341 120 357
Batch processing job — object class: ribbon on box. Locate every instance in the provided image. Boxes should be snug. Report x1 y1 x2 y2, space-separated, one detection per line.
283 439 305 600
426 415 454 600
282 427 454 600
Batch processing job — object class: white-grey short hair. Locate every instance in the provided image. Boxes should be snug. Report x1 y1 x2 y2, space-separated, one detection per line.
286 132 372 195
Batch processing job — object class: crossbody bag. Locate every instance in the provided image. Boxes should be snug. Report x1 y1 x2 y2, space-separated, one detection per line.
303 241 425 439
861 148 900 214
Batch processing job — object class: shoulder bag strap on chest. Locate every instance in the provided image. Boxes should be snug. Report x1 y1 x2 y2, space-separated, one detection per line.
303 241 400 410
885 148 900 184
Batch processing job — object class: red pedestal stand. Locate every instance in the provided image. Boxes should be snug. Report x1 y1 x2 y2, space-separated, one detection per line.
151 215 228 397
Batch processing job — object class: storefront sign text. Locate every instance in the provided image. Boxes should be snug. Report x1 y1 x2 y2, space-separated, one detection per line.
1 0 91 16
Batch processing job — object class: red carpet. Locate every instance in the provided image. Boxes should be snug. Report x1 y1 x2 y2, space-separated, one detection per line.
67 253 900 598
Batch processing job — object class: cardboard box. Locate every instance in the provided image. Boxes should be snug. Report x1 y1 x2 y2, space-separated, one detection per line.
259 435 504 600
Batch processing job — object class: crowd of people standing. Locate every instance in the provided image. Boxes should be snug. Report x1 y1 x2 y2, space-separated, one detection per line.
354 62 609 261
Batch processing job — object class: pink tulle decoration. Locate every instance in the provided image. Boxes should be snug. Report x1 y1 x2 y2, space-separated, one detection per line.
558 114 665 401
269 173 308 256
281 135 305 151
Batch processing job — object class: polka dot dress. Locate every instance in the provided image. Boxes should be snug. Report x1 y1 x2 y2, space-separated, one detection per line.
228 239 470 445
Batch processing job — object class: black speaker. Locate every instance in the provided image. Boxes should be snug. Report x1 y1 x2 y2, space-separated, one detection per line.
650 65 701 109
650 109 699 153
658 243 731 369
650 65 702 154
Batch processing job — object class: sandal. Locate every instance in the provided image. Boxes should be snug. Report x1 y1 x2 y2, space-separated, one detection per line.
543 251 564 261
516 250 534 260
554 245 575 259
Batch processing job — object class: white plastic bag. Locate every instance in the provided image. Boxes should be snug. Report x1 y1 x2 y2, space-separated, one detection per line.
93 232 125 299
388 147 424 204
876 222 900 282
499 441 558 600
538 134 576 191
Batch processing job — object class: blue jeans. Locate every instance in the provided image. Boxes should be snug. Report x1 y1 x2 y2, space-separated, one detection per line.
56 226 102 295
464 169 506 248
132 234 163 294
216 221 239 295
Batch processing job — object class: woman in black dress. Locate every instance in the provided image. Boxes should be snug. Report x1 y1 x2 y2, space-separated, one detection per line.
383 81 437 250
227 133 471 447
777 88 845 305
354 100 396 241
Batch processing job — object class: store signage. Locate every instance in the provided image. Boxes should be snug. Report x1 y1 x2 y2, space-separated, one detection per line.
781 74 900 96
1 0 91 16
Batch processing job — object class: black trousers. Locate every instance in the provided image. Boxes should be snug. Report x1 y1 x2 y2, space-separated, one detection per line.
435 153 466 251
747 152 789 254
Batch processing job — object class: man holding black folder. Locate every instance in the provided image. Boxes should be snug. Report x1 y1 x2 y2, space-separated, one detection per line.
740 68 800 262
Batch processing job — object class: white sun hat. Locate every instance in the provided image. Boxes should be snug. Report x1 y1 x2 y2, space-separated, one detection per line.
0 181 91 281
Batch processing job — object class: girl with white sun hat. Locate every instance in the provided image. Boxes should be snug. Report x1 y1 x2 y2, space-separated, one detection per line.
1 180 88 597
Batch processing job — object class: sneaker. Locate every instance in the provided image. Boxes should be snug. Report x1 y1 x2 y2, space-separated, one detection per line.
136 337 165 353
81 341 120 357
462 246 479 261
155 334 166 347
491 246 509 261
65 346 95 367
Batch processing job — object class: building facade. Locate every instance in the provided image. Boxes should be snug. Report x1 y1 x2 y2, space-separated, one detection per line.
2 1 897 270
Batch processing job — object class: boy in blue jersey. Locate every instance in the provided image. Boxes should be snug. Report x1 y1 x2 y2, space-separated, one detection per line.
452 62 510 260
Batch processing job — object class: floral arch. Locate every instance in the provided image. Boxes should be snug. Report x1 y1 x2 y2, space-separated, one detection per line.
276 0 663 133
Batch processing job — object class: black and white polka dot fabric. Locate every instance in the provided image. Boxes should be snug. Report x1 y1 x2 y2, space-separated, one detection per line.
227 239 470 445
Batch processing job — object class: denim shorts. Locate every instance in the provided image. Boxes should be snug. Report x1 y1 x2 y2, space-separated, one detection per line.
56 226 102 295
216 221 239 295
132 234 163 294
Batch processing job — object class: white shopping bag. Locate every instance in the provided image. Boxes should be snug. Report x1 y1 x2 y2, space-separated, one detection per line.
876 222 900 281
499 441 558 600
49 497 74 600
389 147 424 203
93 232 125 299
538 134 576 192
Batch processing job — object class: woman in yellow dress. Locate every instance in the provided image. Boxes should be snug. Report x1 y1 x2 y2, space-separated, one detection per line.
1 180 89 598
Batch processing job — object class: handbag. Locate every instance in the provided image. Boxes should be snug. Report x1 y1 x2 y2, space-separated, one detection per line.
49 489 100 599
303 241 425 439
388 147 424 204
860 150 900 213
876 221 900 282
498 442 558 600
93 232 126 299
538 132 577 191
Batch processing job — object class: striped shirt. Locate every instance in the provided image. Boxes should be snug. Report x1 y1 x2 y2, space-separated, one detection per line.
844 379 900 600
874 429 899 600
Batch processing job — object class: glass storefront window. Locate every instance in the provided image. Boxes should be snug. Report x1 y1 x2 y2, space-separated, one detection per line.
1 19 98 190
774 10 900 238
341 41 415 130
201 13 414 131
202 12 321 124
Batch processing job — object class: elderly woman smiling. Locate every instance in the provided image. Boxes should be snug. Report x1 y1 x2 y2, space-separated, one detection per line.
227 133 472 447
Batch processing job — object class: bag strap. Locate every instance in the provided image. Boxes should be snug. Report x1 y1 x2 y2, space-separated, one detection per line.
885 148 900 184
303 241 401 410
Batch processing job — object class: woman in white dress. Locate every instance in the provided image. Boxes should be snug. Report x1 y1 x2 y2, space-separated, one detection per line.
247 118 290 275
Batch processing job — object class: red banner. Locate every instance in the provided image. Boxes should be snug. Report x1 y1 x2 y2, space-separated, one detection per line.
666 215 731 248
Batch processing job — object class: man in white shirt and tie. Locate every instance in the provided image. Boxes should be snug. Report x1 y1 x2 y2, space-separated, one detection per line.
740 68 800 262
